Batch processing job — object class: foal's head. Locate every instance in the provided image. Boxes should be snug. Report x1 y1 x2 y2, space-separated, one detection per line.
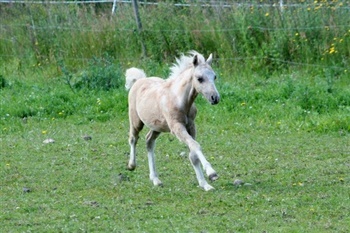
191 53 220 105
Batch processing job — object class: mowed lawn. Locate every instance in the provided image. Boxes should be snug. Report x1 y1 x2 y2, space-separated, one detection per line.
1 114 349 232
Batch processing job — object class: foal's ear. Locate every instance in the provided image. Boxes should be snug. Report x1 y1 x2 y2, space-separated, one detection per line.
206 53 213 65
193 55 199 67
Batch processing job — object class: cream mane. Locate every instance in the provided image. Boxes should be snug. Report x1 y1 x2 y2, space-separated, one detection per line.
168 51 206 80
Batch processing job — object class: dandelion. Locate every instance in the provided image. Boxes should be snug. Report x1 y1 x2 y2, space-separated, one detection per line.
265 12 269 17
241 102 246 106
339 177 344 182
42 130 47 134
329 45 336 54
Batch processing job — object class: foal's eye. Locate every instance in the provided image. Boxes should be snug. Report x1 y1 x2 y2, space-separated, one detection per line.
197 77 204 83
214 75 217 80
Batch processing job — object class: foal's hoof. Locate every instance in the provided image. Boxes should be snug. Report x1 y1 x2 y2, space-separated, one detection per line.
152 178 163 187
203 184 215 191
127 164 136 171
209 173 219 182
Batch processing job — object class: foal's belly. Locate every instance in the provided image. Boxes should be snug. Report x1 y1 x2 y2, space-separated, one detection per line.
145 118 170 132
137 107 170 132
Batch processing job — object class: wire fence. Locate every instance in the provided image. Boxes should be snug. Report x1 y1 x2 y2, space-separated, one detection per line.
3 23 349 32
1 0 350 10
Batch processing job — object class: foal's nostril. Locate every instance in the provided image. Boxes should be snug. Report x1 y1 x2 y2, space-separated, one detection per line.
211 95 219 104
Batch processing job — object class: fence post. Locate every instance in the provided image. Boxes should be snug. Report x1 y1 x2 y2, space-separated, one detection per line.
111 0 117 15
132 0 146 58
280 0 284 13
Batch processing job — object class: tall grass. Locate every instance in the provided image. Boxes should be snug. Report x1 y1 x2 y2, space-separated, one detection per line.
1 1 349 71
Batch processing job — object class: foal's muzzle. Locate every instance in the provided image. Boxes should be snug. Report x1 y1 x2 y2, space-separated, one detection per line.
210 94 220 105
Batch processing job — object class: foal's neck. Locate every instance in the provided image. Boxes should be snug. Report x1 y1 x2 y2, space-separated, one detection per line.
171 68 197 111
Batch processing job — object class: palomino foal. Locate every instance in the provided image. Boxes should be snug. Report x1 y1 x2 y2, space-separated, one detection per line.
125 52 220 191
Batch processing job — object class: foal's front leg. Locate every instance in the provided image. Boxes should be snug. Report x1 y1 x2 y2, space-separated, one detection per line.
146 130 163 186
172 122 218 191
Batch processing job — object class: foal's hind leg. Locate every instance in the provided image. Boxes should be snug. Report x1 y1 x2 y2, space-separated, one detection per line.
146 130 163 186
127 111 144 171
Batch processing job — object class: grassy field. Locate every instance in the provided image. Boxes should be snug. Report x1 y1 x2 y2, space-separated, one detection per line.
1 1 350 232
1 66 349 232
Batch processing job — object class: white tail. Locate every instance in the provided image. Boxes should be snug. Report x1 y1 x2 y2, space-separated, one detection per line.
125 67 147 90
